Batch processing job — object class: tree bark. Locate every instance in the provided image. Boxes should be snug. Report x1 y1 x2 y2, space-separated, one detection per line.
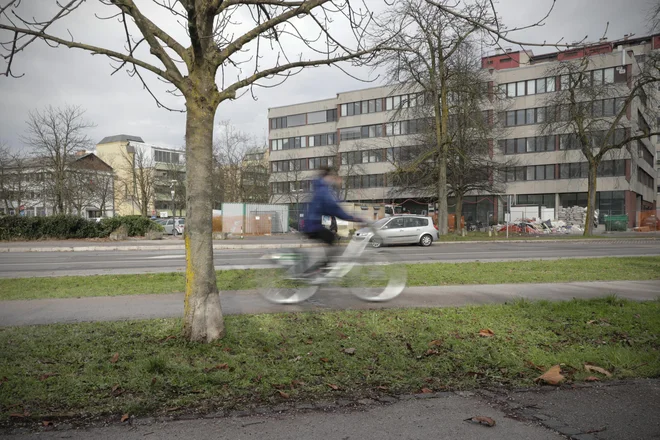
584 160 598 236
182 93 224 342
455 192 463 234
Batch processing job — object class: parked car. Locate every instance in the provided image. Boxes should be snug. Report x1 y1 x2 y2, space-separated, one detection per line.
162 218 185 236
353 215 438 247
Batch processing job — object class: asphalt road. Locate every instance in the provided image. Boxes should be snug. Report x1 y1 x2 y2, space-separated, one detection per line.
0 240 658 278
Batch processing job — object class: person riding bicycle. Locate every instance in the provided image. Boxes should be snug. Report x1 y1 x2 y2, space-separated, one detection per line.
303 166 363 272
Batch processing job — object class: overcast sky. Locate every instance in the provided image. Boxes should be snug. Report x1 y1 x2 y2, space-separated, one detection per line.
0 0 652 153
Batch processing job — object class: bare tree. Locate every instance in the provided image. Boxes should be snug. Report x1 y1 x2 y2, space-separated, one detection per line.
539 53 660 234
120 145 157 217
648 0 660 32
240 147 270 203
90 170 115 217
21 105 94 214
213 120 251 203
0 0 389 342
373 0 494 235
329 141 366 201
0 143 30 214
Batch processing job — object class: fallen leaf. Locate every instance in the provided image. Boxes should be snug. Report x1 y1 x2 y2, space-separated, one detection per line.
277 390 290 399
111 384 120 392
376 385 389 390
304 339 313 345
160 336 176 343
42 420 54 428
343 348 356 355
406 342 414 353
223 347 231 352
465 416 496 427
420 387 433 394
39 373 58 381
585 376 600 382
320 357 330 363
203 363 229 373
291 380 306 388
290 356 302 362
535 365 565 385
337 332 348 339
425 349 439 356
166 407 182 412
585 364 612 377
151 377 157 385
428 340 443 347
327 383 339 390
9 413 26 419
586 320 596 325
110 353 120 364
478 329 495 337
121 414 129 423
424 377 434 384
525 360 545 372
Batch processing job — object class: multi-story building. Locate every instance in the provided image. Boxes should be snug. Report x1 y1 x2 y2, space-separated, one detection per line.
267 33 659 227
0 151 115 218
96 135 186 217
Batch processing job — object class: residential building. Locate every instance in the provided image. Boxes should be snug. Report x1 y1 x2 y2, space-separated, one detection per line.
96 135 185 217
0 151 115 218
267 33 659 227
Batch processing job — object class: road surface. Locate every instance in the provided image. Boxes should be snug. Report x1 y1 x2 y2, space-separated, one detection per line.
0 240 658 278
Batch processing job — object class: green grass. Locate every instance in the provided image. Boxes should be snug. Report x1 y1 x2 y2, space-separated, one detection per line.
1 257 659 301
1 298 658 424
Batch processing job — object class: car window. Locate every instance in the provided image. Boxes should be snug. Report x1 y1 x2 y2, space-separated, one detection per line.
166 220 173 226
404 217 426 227
387 218 405 228
373 218 390 228
177 219 185 225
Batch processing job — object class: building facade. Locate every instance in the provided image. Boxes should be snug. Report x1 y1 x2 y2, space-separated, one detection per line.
0 152 115 218
96 135 186 217
267 33 659 227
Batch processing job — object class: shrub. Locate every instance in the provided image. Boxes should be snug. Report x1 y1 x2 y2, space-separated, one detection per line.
0 215 163 241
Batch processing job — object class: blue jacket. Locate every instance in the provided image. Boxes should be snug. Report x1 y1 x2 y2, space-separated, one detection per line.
304 177 360 232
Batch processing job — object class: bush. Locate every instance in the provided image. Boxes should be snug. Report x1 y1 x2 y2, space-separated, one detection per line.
0 215 163 241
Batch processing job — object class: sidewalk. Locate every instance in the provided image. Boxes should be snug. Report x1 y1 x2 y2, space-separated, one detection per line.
3 379 658 439
1 280 658 327
1 233 659 252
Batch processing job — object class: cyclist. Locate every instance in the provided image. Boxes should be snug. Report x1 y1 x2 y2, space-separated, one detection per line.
303 166 363 273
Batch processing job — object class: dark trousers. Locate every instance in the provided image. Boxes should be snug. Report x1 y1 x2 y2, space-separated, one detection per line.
305 228 339 269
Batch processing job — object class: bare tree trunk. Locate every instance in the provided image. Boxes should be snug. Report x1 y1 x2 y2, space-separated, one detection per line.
584 160 598 236
182 94 224 342
455 192 463 234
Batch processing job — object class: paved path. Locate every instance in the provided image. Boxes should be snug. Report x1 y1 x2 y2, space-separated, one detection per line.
1 280 658 327
4 379 659 439
1 240 659 278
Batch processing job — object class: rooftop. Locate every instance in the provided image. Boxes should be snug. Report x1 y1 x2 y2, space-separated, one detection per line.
98 134 145 144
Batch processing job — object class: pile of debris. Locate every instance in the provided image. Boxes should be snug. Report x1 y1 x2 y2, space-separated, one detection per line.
496 218 584 235
558 206 588 226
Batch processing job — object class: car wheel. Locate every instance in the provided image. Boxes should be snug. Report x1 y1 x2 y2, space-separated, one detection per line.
420 234 433 247
371 237 383 248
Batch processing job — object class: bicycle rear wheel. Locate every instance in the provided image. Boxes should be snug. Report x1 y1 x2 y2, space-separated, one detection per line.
256 250 319 304
340 248 406 302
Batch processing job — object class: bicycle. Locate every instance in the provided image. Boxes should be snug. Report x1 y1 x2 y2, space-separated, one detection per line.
257 225 407 304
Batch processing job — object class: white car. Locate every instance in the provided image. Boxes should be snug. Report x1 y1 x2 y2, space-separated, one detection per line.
354 215 438 247
162 218 185 236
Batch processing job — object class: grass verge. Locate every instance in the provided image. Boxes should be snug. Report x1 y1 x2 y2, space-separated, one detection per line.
1 257 659 301
0 298 658 425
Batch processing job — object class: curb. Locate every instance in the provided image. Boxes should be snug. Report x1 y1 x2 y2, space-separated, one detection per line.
1 237 657 253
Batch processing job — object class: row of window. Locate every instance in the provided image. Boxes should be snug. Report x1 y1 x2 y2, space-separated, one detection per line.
504 160 626 182
339 119 424 142
271 180 312 194
498 67 623 98
558 129 627 151
339 93 425 118
270 109 338 130
271 156 335 173
638 141 654 168
502 98 627 127
344 174 386 189
154 149 181 164
500 135 557 155
270 132 337 151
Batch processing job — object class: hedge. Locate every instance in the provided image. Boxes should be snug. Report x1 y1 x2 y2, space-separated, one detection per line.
0 215 164 241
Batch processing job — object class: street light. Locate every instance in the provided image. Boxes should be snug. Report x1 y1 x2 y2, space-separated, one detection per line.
170 180 177 218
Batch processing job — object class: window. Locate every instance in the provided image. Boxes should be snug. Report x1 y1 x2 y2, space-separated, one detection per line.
287 114 306 127
546 77 555 92
516 81 525 96
404 217 427 228
340 127 361 141
270 116 287 129
603 68 614 84
526 79 536 95
516 109 525 126
536 107 546 123
386 97 393 110
307 110 327 124
593 69 603 86
368 100 376 113
535 165 545 180
560 163 570 179
515 138 525 154
526 137 536 153
506 111 515 127
526 166 535 180
526 108 535 124
536 78 546 94
507 83 516 98
376 99 383 112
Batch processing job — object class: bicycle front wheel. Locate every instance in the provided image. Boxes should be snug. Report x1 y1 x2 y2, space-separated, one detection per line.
340 248 407 302
256 251 319 304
